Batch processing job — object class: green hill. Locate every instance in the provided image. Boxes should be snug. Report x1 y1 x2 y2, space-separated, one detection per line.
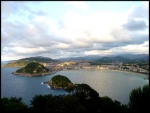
3 56 58 67
89 55 149 65
44 75 74 90
12 62 50 76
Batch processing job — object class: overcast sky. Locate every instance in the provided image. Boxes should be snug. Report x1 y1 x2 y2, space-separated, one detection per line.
2 1 149 61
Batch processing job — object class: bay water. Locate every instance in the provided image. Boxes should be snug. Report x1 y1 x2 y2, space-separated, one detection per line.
1 67 148 106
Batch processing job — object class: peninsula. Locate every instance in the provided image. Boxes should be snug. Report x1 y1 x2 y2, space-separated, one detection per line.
43 75 74 90
12 62 54 77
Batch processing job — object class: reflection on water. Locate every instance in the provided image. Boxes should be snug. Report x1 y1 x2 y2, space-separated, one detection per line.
56 69 148 104
1 68 148 106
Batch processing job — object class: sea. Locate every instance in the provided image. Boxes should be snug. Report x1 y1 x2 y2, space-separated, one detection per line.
1 65 148 106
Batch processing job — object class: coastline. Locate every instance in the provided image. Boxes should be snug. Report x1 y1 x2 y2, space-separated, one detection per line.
43 80 61 90
7 66 149 79
104 69 149 80
108 69 149 76
12 71 57 77
67 68 148 76
43 81 53 89
63 68 149 79
1 66 23 68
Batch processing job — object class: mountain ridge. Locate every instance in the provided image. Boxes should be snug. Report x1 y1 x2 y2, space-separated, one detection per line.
58 54 148 61
2 56 58 67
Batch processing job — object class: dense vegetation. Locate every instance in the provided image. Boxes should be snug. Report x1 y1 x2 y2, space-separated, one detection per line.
1 97 28 112
128 84 149 112
1 83 149 112
16 62 49 74
3 56 57 67
45 75 74 89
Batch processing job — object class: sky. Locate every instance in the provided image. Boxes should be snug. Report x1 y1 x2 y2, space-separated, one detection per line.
1 1 149 61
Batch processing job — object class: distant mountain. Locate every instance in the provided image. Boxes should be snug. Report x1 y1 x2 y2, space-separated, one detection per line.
1 61 12 65
90 54 149 65
2 56 58 67
58 55 102 61
93 56 130 64
58 54 149 62
117 53 149 61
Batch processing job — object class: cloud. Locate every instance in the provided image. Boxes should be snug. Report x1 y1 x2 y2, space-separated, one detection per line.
122 18 147 31
1 2 149 61
121 44 149 54
65 1 89 11
108 41 149 54
84 50 112 56
142 41 149 47
20 47 46 54
127 2 148 19
51 43 70 49
61 11 125 43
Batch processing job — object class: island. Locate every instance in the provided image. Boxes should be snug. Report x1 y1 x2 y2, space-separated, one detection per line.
43 75 74 90
12 62 55 77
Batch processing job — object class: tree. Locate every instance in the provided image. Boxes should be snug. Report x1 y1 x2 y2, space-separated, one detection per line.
1 97 28 112
70 83 101 112
30 94 52 112
2 83 136 112
129 84 149 112
63 95 86 112
100 96 128 113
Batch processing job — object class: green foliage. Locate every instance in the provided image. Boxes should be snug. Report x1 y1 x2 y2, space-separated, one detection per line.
1 97 28 112
30 94 86 112
30 83 128 112
3 56 57 67
16 62 49 74
51 75 72 88
2 82 148 112
30 95 52 112
63 95 86 112
100 96 128 112
129 84 149 112
72 83 99 99
71 84 101 112
52 75 71 83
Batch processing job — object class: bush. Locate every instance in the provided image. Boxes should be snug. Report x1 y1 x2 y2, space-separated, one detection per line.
129 84 149 112
1 97 28 112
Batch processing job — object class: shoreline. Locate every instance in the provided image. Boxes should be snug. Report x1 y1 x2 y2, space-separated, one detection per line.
71 68 148 75
9 67 149 79
12 71 57 77
1 66 23 68
63 68 149 78
107 69 149 77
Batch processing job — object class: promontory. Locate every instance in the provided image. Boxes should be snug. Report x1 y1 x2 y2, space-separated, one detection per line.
43 75 74 90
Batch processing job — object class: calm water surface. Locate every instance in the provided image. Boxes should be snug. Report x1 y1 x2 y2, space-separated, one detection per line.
1 67 148 106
